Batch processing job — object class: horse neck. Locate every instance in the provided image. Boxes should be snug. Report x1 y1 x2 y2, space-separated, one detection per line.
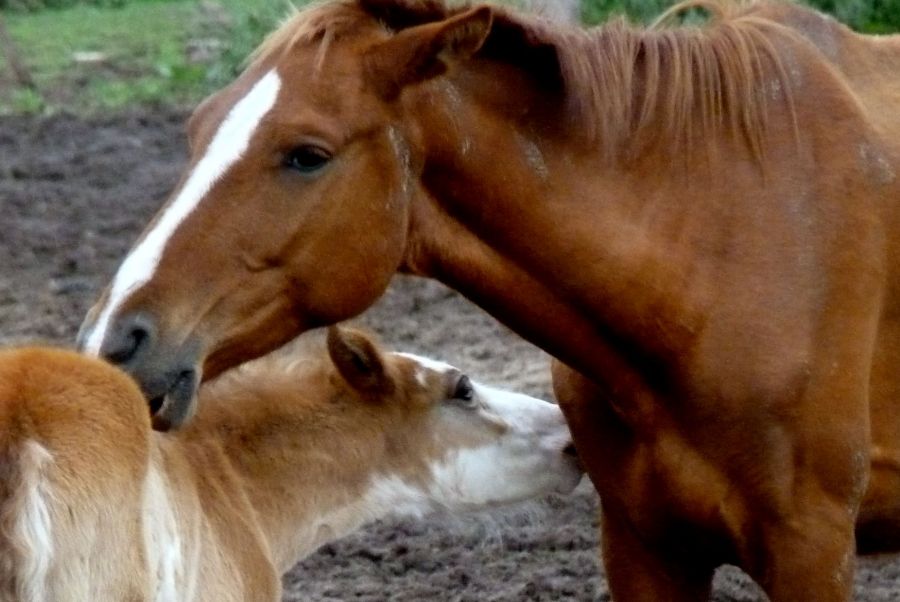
401 65 741 387
179 360 429 571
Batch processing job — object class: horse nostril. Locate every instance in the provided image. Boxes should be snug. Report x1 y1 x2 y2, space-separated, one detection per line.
563 442 579 458
102 314 155 367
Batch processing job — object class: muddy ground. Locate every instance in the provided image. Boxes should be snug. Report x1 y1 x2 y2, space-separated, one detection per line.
2 111 899 600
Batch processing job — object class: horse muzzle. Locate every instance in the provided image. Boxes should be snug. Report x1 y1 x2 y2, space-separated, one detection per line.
77 310 202 431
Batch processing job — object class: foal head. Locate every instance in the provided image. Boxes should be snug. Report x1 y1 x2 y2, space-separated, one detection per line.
77 0 538 427
326 327 582 509
197 326 581 560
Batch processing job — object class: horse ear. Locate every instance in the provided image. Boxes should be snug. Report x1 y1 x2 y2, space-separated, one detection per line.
366 6 493 98
327 326 392 394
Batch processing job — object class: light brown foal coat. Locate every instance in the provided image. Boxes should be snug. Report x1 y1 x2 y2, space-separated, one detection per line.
0 331 579 601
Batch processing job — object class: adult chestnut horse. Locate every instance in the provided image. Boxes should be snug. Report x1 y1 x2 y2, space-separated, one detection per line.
79 0 900 599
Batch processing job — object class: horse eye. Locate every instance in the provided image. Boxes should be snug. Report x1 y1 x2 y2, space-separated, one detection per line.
283 145 331 174
452 375 475 403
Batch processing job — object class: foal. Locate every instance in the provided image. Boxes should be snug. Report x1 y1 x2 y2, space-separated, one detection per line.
0 327 581 601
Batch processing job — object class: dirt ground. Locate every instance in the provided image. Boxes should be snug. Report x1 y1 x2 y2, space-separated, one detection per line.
2 111 900 600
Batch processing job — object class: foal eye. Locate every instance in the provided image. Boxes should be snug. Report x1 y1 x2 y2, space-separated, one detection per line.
451 375 476 404
283 145 331 174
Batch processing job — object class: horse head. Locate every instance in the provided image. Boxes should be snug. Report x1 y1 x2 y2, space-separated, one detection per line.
78 0 496 429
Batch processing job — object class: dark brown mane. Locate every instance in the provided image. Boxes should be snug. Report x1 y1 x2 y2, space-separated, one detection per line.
253 0 798 161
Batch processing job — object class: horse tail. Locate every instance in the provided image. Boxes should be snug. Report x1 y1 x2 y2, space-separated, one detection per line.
0 436 55 602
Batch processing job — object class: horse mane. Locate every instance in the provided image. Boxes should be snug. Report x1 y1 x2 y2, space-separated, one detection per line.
482 0 799 162
251 0 799 162
249 0 361 69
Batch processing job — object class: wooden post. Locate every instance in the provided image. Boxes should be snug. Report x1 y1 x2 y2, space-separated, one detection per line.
0 14 35 90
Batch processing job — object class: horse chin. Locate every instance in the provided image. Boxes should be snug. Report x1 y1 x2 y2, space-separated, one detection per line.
149 369 200 432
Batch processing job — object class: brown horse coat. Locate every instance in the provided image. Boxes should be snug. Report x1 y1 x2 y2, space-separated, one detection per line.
78 1 900 599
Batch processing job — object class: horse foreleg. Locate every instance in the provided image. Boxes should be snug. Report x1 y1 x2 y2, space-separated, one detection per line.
600 503 715 602
551 360 716 602
552 358 865 602
736 422 865 601
745 499 857 602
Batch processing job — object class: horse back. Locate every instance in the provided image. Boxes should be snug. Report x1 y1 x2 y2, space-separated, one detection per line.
745 1 900 142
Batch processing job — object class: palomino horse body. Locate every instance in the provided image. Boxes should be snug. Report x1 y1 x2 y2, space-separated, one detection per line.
79 0 900 598
0 329 580 600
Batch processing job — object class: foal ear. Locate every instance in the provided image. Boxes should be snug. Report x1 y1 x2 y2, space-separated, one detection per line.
366 6 493 98
327 326 392 394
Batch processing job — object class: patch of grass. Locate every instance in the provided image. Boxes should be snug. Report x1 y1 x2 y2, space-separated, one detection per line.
8 2 194 73
1 0 127 9
2 0 198 112
0 0 289 114
2 0 897 115
580 0 669 25
581 0 900 30
7 86 44 113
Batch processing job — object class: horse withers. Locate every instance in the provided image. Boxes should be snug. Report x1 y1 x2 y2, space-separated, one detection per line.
78 0 900 598
0 328 580 600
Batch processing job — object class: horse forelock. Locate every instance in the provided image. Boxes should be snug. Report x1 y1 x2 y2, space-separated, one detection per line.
249 0 379 70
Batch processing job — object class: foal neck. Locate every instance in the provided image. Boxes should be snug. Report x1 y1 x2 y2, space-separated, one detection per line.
179 347 425 570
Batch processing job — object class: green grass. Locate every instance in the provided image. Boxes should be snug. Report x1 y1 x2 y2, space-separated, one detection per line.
0 0 290 114
3 1 191 112
580 0 669 25
581 0 900 30
1 0 898 115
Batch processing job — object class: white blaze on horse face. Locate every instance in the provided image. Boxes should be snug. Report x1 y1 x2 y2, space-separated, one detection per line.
83 69 283 355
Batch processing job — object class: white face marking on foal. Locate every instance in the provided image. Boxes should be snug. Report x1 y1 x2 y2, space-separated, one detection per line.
83 70 283 355
425 384 577 507
388 353 579 508
354 372 578 513
395 352 453 387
